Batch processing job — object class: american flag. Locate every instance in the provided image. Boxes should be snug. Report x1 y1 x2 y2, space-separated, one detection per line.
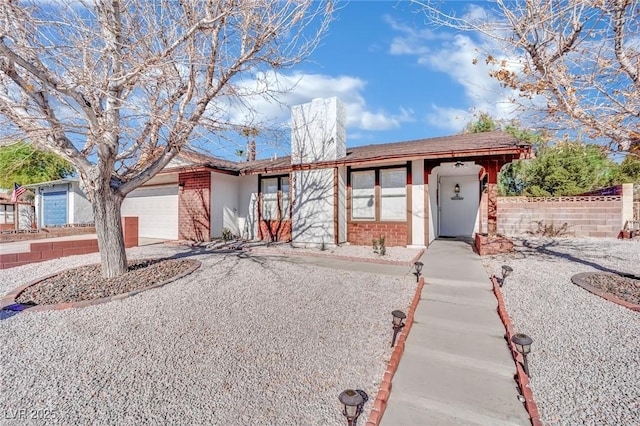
11 183 26 203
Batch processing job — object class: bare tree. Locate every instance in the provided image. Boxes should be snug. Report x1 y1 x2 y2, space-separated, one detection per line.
0 0 332 277
413 0 639 151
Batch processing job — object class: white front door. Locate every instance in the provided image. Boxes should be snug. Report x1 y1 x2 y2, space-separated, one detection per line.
439 175 480 237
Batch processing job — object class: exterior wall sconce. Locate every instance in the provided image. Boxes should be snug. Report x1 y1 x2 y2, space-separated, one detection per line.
511 333 533 377
391 310 406 347
451 183 463 200
338 389 364 426
178 182 185 191
414 261 424 282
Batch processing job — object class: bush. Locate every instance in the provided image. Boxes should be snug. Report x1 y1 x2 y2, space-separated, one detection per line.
372 235 386 256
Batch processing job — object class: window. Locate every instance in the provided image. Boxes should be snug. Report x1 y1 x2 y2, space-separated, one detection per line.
261 176 291 220
351 171 375 220
0 205 14 225
380 169 407 221
281 177 290 219
261 178 278 220
350 166 408 222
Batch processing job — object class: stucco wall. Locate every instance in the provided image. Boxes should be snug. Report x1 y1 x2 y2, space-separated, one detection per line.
410 159 425 248
237 175 258 240
292 168 336 246
70 183 93 224
210 172 240 238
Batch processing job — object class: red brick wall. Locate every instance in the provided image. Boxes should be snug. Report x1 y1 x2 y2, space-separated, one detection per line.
178 171 211 242
122 216 139 248
259 220 292 242
498 196 623 238
347 223 408 246
0 239 99 269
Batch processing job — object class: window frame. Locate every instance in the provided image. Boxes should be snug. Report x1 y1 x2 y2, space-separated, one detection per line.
348 163 410 223
259 174 291 221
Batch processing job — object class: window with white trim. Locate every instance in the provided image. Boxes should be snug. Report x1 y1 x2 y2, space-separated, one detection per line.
281 177 290 219
380 169 407 221
351 170 375 220
261 176 291 220
0 205 14 225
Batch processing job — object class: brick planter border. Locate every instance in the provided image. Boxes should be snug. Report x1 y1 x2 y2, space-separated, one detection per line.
0 259 201 313
490 275 543 426
365 276 424 426
571 272 640 312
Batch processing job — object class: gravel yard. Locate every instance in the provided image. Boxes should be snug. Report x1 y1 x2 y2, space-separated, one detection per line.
0 244 418 425
482 238 640 425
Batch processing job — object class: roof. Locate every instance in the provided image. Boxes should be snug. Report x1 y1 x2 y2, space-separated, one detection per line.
23 177 80 188
167 130 530 175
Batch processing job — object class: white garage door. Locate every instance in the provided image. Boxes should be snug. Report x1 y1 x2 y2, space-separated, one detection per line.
121 186 179 240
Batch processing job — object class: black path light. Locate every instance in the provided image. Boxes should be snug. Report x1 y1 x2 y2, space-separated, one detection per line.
338 389 364 426
511 333 534 377
391 310 406 347
500 265 513 287
414 261 424 282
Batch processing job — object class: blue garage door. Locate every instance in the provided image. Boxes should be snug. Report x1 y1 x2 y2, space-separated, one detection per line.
43 191 68 226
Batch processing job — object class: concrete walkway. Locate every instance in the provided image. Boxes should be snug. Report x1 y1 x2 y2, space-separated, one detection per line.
382 239 531 425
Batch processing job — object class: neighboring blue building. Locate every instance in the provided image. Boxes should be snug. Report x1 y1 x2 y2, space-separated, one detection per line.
26 178 93 228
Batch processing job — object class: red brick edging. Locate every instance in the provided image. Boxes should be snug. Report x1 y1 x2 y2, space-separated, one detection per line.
491 275 543 426
0 259 201 313
365 276 425 425
571 272 640 312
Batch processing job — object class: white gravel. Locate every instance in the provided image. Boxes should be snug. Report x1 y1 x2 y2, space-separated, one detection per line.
482 238 640 425
0 244 417 425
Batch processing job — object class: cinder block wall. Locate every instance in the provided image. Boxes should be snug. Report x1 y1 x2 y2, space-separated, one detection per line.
498 196 623 238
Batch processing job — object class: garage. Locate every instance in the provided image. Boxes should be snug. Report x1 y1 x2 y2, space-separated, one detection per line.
121 185 179 240
42 191 68 226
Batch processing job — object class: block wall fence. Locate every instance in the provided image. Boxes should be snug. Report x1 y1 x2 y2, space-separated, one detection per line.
496 184 634 238
0 217 138 270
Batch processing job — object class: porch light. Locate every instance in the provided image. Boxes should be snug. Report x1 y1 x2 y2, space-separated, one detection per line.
454 183 460 193
391 310 406 347
500 265 513 287
178 182 185 191
414 261 424 282
511 333 533 377
338 389 363 426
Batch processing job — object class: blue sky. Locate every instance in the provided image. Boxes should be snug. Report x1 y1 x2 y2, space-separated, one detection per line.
238 1 521 160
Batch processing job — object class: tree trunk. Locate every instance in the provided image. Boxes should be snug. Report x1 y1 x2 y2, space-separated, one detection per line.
91 189 127 278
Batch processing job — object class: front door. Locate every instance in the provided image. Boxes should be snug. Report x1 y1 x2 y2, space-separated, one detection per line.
439 175 480 237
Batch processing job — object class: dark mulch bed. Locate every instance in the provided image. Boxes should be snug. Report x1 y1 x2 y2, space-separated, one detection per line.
16 259 197 306
582 273 640 305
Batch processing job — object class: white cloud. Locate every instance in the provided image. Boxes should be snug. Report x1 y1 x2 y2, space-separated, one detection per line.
386 12 540 131
221 71 415 132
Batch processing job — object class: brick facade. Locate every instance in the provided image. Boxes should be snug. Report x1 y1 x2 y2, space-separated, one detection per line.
498 196 623 238
347 223 408 247
258 220 292 242
178 171 211 241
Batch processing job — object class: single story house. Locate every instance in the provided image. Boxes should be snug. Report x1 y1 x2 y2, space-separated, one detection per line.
25 177 93 228
0 192 35 232
120 97 531 247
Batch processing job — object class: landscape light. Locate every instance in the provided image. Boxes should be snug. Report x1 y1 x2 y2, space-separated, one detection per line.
414 261 424 282
391 310 406 348
338 389 363 426
511 333 534 377
501 265 513 287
